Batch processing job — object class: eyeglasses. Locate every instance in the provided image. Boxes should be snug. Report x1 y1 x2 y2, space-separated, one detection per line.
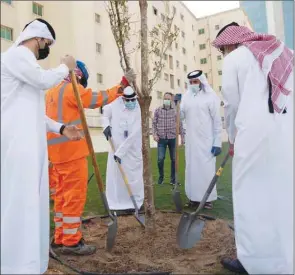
124 98 136 102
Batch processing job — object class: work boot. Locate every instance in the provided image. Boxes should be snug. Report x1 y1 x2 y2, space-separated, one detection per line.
221 258 247 273
50 238 62 252
61 238 96 256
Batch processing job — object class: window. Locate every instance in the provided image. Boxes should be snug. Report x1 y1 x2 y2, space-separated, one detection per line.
163 53 167 61
182 47 186 55
215 24 220 30
33 2 43 16
177 79 180 86
96 43 101 53
192 25 194 31
95 13 100 23
180 14 184 21
169 55 173 70
1 0 12 4
164 73 169 81
200 58 207 64
217 55 222 61
176 60 179 68
194 56 196 61
173 6 176 15
157 91 163 99
193 41 195 46
198 28 205 35
97 73 103 84
181 31 185 39
161 13 165 21
185 82 188 89
153 6 158 16
204 73 208 78
175 42 178 49
183 64 187 72
1 25 13 41
218 70 222 75
170 74 174 89
199 44 206 50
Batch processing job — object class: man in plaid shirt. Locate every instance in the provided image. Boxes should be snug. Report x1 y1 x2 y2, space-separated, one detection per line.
152 92 185 185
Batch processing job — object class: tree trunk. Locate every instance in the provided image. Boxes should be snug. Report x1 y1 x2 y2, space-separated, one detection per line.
139 0 156 233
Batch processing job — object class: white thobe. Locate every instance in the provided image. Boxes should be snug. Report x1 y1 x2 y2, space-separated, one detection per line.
1 45 69 274
222 45 293 274
102 98 144 210
180 89 222 202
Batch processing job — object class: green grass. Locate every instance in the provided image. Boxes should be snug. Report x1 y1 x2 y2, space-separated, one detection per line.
83 142 233 220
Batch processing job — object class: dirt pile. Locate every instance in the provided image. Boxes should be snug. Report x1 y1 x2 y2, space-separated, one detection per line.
54 212 235 274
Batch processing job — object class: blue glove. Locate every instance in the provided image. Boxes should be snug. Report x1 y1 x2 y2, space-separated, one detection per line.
211 146 222 157
114 155 122 164
174 93 182 104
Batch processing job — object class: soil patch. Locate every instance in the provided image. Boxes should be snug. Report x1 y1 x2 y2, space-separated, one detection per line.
54 212 235 274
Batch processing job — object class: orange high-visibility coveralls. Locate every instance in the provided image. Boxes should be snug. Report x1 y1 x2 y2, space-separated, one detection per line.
46 81 122 246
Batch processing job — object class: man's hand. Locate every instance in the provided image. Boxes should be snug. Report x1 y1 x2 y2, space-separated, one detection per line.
211 146 222 157
62 125 83 141
229 143 234 157
174 93 182 104
61 55 76 71
153 135 159 142
114 155 122 164
103 126 112 141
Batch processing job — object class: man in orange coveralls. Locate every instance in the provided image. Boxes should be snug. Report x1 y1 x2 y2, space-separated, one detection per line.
46 60 136 255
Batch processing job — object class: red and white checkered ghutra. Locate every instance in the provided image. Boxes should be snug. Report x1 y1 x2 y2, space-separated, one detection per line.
212 25 294 113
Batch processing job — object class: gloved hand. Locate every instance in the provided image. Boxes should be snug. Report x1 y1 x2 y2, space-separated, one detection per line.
211 146 222 157
103 126 112 140
174 93 182 104
229 143 234 157
114 155 122 164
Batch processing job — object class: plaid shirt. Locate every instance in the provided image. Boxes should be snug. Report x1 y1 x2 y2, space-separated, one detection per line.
152 106 185 140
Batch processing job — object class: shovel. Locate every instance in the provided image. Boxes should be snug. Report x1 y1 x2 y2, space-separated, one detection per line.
176 152 230 249
70 71 117 251
172 96 183 213
108 138 145 227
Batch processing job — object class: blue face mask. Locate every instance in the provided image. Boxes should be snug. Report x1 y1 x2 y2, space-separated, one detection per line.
125 100 137 110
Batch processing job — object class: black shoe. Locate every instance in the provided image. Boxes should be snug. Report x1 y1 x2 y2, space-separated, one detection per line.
61 238 96 256
221 258 247 273
50 238 63 251
158 178 164 185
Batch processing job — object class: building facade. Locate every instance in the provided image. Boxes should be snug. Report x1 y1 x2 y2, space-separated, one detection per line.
240 0 294 49
1 0 251 126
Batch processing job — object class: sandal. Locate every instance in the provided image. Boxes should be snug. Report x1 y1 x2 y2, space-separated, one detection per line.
184 201 200 208
204 202 213 210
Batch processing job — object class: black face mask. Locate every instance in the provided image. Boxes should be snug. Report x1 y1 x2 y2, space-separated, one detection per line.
37 43 50 60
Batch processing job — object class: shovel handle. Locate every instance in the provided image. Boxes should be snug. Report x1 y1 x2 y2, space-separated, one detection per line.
194 153 231 215
108 139 135 200
70 71 104 193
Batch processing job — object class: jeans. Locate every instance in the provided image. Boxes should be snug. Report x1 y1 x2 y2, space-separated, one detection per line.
157 138 176 184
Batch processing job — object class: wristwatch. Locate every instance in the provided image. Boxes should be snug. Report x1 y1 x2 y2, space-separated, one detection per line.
59 125 66 135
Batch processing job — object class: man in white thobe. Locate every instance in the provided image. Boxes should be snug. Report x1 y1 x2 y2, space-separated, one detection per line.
1 19 80 274
102 86 144 212
212 22 293 274
180 70 222 210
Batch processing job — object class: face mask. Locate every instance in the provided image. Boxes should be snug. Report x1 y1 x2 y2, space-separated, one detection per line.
38 43 50 60
125 100 136 110
190 84 200 94
163 99 171 107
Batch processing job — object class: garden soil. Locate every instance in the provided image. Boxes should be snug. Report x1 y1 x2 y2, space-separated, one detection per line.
48 212 236 274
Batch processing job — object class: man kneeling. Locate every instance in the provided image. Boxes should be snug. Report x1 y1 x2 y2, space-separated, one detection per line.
103 86 144 213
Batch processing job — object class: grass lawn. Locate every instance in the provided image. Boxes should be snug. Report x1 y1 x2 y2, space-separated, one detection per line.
84 142 233 220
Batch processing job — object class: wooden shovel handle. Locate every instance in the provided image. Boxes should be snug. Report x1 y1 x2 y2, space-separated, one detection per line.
175 102 180 174
108 139 133 197
70 71 104 192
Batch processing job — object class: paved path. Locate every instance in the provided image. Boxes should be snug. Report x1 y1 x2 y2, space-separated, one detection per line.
90 128 228 153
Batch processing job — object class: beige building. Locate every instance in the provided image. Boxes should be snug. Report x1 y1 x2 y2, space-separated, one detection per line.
1 1 251 126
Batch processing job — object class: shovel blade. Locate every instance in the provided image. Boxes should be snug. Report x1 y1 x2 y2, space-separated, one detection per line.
176 212 205 249
106 216 118 252
135 213 145 227
172 189 183 213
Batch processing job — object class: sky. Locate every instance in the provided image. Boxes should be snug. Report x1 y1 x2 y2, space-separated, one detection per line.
182 1 240 18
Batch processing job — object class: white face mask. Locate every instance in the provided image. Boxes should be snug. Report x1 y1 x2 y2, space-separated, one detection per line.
190 84 200 94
